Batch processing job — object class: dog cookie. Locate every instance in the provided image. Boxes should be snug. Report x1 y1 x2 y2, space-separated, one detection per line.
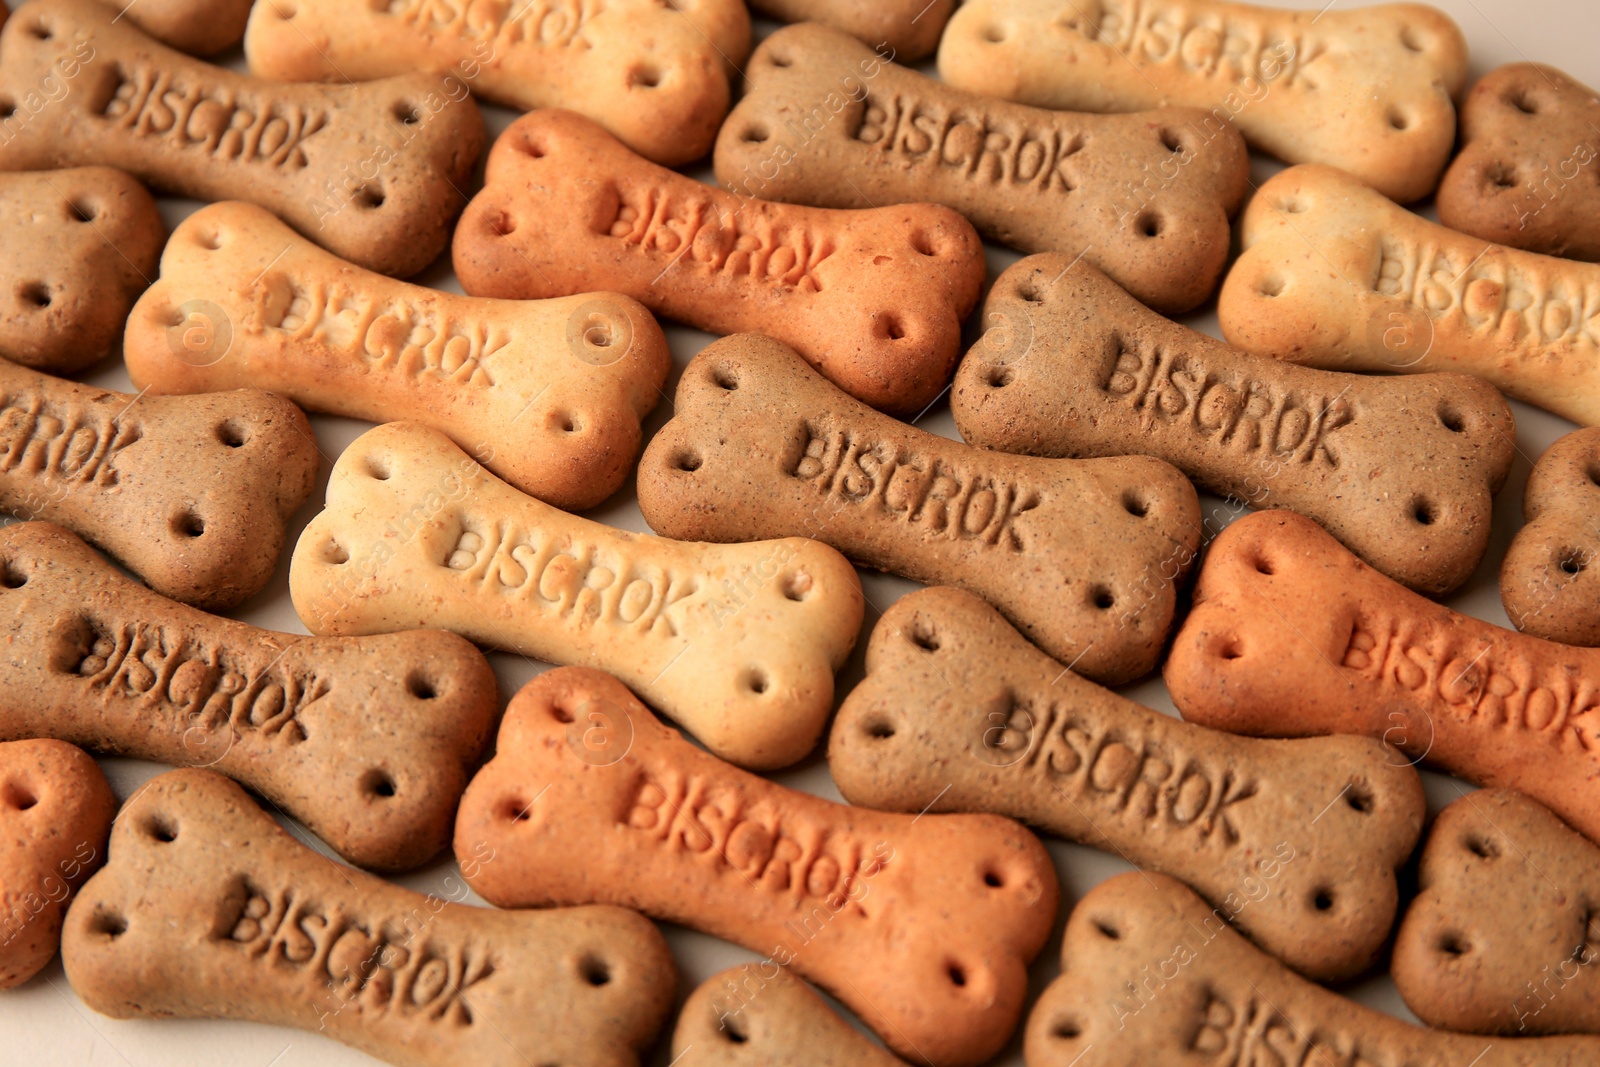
1165 510 1600 847
956 257 1517 596
0 167 162 375
1221 164 1600 427
453 109 985 415
1502 428 1600 646
1393 789 1600 1036
716 25 1249 315
63 768 675 1067
98 0 252 55
831 586 1425 982
0 0 485 279
0 359 316 611
457 667 1057 1067
1438 64 1600 262
939 0 1468 204
125 201 671 511
675 964 904 1066
0 739 114 990
245 0 747 168
749 0 953 61
0 522 499 871
637 335 1201 685
1025 871 1600 1066
290 421 861 771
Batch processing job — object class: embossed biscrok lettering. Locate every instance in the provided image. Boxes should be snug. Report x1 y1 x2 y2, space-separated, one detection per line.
1187 990 1412 1066
852 92 1084 192
0 390 141 486
1062 1 1320 87
377 0 597 48
100 65 327 168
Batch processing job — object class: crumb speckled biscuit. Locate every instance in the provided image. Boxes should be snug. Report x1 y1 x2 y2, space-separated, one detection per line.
1221 164 1600 427
831 586 1425 982
749 0 954 61
716 25 1249 315
939 0 1468 204
457 667 1058 1067
0 739 114 990
96 0 252 55
0 167 162 375
638 335 1202 686
454 109 985 415
125 201 671 511
1393 789 1600 1037
1503 428 1600 646
1025 871 1600 1066
675 964 905 1066
956 257 1517 596
0 522 499 871
63 768 675 1067
1165 510 1600 848
0 359 316 611
246 0 748 168
291 421 861 771
0 0 484 279
1439 64 1600 262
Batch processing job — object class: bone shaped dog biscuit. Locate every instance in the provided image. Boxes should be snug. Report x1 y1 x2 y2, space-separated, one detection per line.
955 257 1516 596
456 668 1058 1067
125 201 670 511
675 964 906 1066
0 0 484 279
1502 428 1600 646
96 0 253 55
637 335 1202 685
290 421 862 771
0 522 499 871
749 0 954 61
63 768 675 1067
453 109 986 415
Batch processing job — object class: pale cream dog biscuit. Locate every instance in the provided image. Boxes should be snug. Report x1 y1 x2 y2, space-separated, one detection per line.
456 667 1058 1067
1502 428 1600 646
290 421 862 771
956 257 1517 596
63 768 675 1067
637 335 1202 685
939 0 1468 204
0 522 499 872
830 586 1425 982
1221 164 1600 427
1393 789 1600 1036
0 167 162 375
675 964 905 1065
716 25 1249 315
0 0 485 279
748 0 955 61
1025 871 1600 1065
1165 510 1600 848
453 109 986 415
245 0 748 167
125 201 671 511
0 739 114 990
0 359 316 611
96 0 253 55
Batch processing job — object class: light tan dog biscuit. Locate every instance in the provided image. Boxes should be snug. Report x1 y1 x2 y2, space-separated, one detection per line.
0 0 484 278
125 201 671 511
830 586 1425 982
1025 871 1600 1066
290 421 861 771
97 0 252 55
939 0 1468 204
456 668 1058 1067
749 0 954 61
63 768 675 1067
453 109 986 415
0 359 316 611
0 739 114 990
1221 164 1600 427
0 522 499 871
0 167 162 375
1394 789 1600 1036
637 335 1202 685
675 964 905 1065
716 25 1249 315
956 257 1517 596
1502 428 1600 646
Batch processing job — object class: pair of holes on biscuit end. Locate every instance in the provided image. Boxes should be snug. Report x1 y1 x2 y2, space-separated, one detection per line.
1433 832 1507 960
8 200 102 305
670 365 739 474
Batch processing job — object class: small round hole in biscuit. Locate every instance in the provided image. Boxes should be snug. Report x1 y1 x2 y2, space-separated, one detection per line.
1411 498 1436 525
1089 585 1115 610
355 185 386 210
672 450 702 473
981 24 1007 43
1219 638 1244 661
27 19 52 41
910 231 937 256
1017 280 1045 303
1052 1018 1083 1040
1508 90 1539 115
91 909 127 939
172 511 206 539
743 668 770 696
1386 108 1412 131
866 719 896 740
69 199 99 223
1400 25 1427 51
551 701 576 724
1278 196 1308 213
362 769 397 799
910 621 940 651
18 282 51 309
144 814 178 843
1094 919 1121 940
501 795 532 822
1559 548 1587 576
1438 404 1465 432
1136 211 1163 238
1346 786 1374 813
882 316 907 341
556 412 581 434
1257 275 1284 298
2 781 37 810
364 455 392 480
629 64 663 89
983 869 1004 888
711 365 739 390
392 101 422 126
1159 128 1184 153
216 421 248 448
1437 932 1469 956
271 1 298 18
1 561 28 589
767 49 792 68
407 672 438 700
781 570 811 601
1465 833 1499 859
1122 491 1148 518
1312 889 1335 912
984 365 1014 388
947 963 967 987
1487 162 1519 190
723 1014 750 1043
322 539 350 565
579 955 611 986
742 123 770 144
0 98 14 120
1254 556 1274 576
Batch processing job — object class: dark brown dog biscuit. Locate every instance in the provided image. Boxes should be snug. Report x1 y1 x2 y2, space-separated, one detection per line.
955 257 1517 596
98 0 253 55
1502 428 1600 645
748 0 954 62
63 768 675 1067
638 334 1202 685
716 25 1249 315
0 521 499 872
675 964 905 1065
0 167 162 375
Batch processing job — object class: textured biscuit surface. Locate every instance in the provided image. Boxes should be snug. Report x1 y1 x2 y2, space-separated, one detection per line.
456 667 1058 1067
749 0 956 63
674 964 906 1065
98 0 252 54
1502 428 1600 645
